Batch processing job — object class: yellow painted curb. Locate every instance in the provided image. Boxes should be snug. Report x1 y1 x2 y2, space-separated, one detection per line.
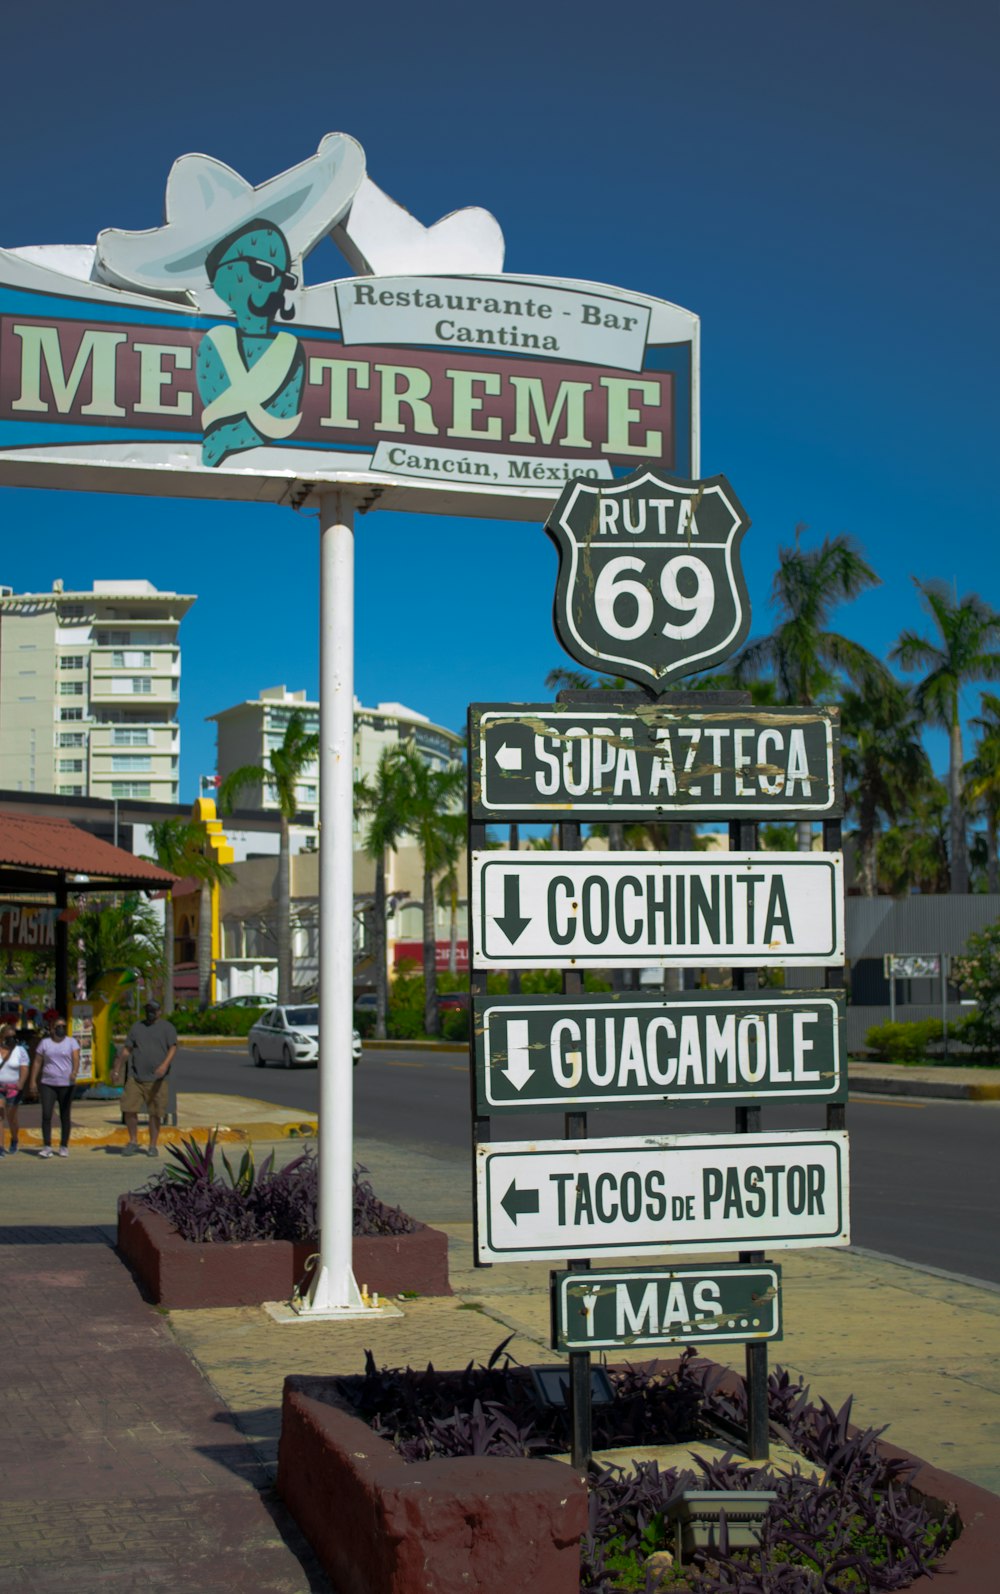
14 1121 318 1149
967 1083 1000 1101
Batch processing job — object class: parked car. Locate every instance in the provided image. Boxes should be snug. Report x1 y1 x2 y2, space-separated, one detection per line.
213 994 271 1009
436 991 469 1014
247 1005 363 1068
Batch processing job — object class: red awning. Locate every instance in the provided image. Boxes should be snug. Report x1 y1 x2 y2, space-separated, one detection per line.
0 810 175 887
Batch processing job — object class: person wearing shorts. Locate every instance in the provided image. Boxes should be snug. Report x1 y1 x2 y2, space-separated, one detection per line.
114 1001 177 1158
28 1019 80 1157
0 1024 29 1155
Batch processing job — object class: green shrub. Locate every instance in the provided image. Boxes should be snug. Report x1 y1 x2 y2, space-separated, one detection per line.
953 920 1000 1061
864 1018 944 1062
168 1007 262 1037
387 1006 424 1040
441 1007 470 1041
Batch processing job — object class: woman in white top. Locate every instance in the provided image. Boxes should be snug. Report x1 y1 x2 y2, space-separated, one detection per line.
0 1024 30 1156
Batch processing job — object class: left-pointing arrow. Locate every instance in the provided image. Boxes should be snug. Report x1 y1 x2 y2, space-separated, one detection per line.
494 874 531 944
501 1178 540 1223
495 741 522 771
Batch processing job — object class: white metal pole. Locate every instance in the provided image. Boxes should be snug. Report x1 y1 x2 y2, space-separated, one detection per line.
300 489 363 1314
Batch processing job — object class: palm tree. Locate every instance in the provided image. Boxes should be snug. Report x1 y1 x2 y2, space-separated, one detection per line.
145 818 233 1010
892 582 1000 893
965 693 1000 893
394 744 466 1035
355 747 410 1039
75 895 163 994
145 818 192 1012
734 527 887 848
877 776 951 897
841 681 931 896
219 709 319 1003
436 856 462 974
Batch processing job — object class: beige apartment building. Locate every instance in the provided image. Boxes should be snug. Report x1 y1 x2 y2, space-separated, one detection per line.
209 686 464 850
0 580 194 803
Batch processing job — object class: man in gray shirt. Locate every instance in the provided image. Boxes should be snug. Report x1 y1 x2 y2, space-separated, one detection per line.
114 1000 177 1158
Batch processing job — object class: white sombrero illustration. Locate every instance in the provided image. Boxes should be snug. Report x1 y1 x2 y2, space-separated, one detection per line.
95 132 365 300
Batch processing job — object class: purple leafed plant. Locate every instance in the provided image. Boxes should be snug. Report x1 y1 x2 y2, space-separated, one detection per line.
137 1136 419 1244
336 1342 713 1462
338 1344 957 1591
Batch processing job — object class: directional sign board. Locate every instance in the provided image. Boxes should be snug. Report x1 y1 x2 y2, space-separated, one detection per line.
475 1130 849 1262
471 851 844 969
474 990 846 1113
470 703 841 822
552 1262 782 1353
545 469 751 692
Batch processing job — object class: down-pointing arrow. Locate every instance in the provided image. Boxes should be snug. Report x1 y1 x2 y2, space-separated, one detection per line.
501 1178 540 1224
494 874 531 944
502 1019 534 1091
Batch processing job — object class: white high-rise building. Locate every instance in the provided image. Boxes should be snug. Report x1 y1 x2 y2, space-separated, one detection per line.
0 579 195 802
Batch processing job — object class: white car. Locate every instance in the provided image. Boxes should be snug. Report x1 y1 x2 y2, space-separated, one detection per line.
247 1005 363 1069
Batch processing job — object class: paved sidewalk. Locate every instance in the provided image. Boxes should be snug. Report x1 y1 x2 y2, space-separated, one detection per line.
1 1093 997 1593
9 1090 317 1148
0 1229 330 1592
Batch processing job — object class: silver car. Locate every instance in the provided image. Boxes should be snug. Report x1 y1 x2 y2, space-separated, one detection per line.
248 1005 363 1069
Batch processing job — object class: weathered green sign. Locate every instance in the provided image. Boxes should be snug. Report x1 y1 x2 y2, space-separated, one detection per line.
474 990 845 1113
470 703 841 822
545 469 751 691
552 1262 782 1352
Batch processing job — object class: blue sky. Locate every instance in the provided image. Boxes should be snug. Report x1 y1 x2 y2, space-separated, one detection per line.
0 0 996 793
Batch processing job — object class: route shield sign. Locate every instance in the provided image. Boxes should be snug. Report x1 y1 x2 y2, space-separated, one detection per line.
475 1130 850 1262
471 850 844 968
470 703 841 822
545 468 751 691
552 1262 782 1352
473 990 846 1113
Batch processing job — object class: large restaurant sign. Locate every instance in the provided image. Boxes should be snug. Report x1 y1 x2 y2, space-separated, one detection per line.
0 135 697 513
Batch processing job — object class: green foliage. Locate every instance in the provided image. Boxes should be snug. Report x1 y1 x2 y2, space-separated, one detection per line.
864 1019 944 1062
384 965 612 1039
75 895 163 992
441 1007 469 1040
735 527 887 705
760 823 797 849
953 920 1000 1059
168 1006 262 1036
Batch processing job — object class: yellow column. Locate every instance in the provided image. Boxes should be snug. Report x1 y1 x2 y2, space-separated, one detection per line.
191 798 235 1007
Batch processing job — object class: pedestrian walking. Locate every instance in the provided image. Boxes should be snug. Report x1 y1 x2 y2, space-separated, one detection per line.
0 1024 30 1155
113 1000 177 1158
27 1018 81 1158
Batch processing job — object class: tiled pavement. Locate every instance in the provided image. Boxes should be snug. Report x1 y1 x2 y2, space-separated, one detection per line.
2 1100 998 1591
0 1224 330 1593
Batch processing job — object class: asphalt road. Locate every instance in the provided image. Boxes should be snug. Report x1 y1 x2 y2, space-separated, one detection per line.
174 1042 1000 1287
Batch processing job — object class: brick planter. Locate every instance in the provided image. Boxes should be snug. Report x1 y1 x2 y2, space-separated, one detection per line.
116 1195 451 1309
277 1376 588 1594
276 1361 999 1594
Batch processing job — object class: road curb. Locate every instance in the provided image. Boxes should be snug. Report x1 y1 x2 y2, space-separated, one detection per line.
849 1074 1000 1102
361 1038 467 1053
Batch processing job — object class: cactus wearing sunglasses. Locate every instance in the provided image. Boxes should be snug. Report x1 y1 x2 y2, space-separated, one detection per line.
197 219 305 467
